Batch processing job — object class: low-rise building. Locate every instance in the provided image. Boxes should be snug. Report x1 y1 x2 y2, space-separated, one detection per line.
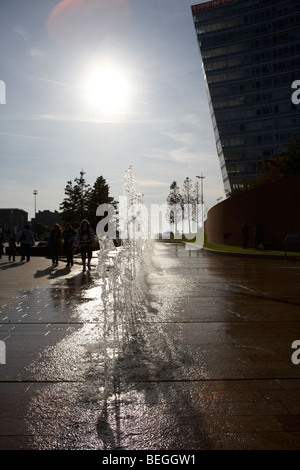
0 208 28 237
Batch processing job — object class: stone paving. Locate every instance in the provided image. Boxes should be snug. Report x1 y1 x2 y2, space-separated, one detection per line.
0 243 300 450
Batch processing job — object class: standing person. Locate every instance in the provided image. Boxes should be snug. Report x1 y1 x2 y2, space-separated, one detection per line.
49 224 62 268
8 236 17 262
253 223 264 249
63 223 76 268
0 229 3 259
73 219 95 272
242 220 249 249
18 225 35 262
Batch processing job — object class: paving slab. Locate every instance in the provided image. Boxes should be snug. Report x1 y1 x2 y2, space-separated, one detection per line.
0 243 300 450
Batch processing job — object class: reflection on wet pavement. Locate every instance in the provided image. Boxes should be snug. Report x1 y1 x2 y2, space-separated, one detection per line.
1 242 300 449
25 243 212 450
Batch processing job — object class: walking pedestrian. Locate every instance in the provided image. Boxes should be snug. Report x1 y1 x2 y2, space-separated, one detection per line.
242 220 249 249
253 223 264 249
8 236 17 262
0 229 3 259
73 219 95 272
49 223 62 268
18 225 35 262
63 223 76 268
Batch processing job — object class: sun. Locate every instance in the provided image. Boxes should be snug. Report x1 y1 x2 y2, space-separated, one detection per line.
82 63 131 113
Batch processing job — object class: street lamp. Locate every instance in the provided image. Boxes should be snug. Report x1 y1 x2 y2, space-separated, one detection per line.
33 190 38 236
196 174 205 230
80 169 86 219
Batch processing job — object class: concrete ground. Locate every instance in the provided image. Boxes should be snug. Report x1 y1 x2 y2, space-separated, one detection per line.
0 243 300 450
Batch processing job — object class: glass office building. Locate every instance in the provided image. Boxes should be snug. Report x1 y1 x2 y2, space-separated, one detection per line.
191 0 300 193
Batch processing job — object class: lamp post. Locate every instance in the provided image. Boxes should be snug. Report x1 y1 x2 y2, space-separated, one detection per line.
33 190 38 237
196 174 205 230
80 169 85 219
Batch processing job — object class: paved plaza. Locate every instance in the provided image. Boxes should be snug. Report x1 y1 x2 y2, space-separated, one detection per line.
0 243 300 450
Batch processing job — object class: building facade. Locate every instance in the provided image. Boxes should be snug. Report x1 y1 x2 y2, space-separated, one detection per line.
191 0 300 192
0 209 28 236
34 210 62 228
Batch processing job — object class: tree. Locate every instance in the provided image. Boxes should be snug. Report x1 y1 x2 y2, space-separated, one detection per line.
228 139 300 196
166 181 183 236
59 172 118 232
166 178 205 235
86 176 117 229
182 177 193 233
59 171 90 228
192 179 201 229
261 139 300 183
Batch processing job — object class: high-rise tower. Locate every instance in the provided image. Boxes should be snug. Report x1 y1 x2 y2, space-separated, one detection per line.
191 0 300 193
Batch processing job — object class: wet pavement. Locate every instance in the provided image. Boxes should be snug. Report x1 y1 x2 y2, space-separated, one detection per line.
0 243 300 450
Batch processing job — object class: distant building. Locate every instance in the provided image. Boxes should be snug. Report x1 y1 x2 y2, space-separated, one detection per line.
191 0 300 193
34 210 63 229
0 209 28 236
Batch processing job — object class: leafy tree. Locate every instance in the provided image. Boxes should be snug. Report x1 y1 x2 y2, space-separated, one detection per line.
229 139 300 196
261 139 300 183
192 179 202 228
59 171 91 228
35 223 51 240
167 178 206 234
59 172 117 233
182 177 193 233
166 181 183 236
86 176 117 229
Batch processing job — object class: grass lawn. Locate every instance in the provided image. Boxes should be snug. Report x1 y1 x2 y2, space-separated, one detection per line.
156 233 300 257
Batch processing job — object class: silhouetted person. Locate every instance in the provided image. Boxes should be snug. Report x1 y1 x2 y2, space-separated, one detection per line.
18 225 34 262
8 236 16 262
63 223 76 268
0 229 3 259
242 220 249 249
49 224 62 268
254 223 264 249
73 219 95 272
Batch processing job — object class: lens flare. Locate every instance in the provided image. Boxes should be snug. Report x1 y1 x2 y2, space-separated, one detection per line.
47 0 131 46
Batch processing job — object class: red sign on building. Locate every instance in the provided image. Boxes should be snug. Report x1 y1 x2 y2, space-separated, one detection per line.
191 0 241 12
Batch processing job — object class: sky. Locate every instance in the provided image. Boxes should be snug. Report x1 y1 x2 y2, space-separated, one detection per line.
0 0 225 221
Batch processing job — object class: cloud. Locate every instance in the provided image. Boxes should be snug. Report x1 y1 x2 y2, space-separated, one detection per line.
136 179 167 188
169 147 199 163
13 26 29 41
0 132 49 141
39 111 167 125
28 48 45 58
35 77 69 87
143 146 199 164
14 26 45 58
162 130 197 147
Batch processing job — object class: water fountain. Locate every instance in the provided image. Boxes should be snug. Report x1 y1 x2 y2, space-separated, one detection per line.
94 166 156 447
25 166 208 450
96 165 153 331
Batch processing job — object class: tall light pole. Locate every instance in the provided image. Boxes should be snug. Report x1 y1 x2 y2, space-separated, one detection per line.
80 169 85 219
33 190 38 236
196 174 205 230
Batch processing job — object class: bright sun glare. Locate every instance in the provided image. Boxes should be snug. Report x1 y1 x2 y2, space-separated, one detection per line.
83 63 131 113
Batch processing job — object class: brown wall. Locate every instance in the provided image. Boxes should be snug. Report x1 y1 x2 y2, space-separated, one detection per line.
205 173 300 250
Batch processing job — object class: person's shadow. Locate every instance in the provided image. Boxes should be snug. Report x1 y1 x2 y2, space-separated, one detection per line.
0 261 24 270
34 266 71 279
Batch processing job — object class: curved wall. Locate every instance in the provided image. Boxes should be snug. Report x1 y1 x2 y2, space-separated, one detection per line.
205 173 300 250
